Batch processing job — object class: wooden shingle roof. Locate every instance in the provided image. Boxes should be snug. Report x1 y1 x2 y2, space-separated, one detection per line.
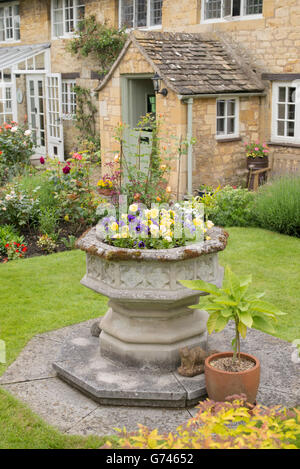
96 31 264 96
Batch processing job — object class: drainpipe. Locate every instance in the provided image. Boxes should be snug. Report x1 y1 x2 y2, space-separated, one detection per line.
186 98 194 197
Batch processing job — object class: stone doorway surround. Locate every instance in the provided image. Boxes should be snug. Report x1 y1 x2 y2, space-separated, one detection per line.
0 320 298 437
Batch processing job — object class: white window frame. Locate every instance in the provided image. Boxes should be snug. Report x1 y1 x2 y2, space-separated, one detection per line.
119 0 163 30
51 0 85 39
0 1 20 43
0 67 17 124
201 0 263 24
216 96 240 140
271 81 300 145
62 79 76 120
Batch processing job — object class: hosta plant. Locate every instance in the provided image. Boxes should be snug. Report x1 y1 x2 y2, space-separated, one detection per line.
181 267 286 363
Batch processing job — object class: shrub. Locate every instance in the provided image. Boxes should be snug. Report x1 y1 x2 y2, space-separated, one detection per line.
0 123 35 183
106 398 300 450
0 183 40 229
209 186 255 227
253 176 300 237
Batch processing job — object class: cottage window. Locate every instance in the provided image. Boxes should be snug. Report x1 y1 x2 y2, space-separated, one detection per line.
52 0 85 38
271 82 300 144
0 68 13 124
0 2 20 42
216 98 239 139
62 80 76 119
203 0 263 21
119 0 162 29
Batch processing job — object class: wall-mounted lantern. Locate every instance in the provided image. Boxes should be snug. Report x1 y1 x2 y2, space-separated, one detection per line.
152 73 168 97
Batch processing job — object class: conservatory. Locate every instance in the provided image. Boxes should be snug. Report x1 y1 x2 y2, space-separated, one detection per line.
0 42 65 161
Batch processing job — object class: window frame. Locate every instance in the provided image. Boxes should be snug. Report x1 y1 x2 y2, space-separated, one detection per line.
0 66 15 125
119 0 163 30
215 96 240 140
51 0 85 40
61 79 77 120
271 81 300 145
201 0 263 24
0 1 20 44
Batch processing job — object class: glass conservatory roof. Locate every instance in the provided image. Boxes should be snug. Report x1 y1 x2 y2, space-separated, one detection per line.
0 43 50 70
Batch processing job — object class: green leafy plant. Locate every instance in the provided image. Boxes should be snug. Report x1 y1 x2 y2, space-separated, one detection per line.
104 397 300 449
180 266 286 363
38 207 60 239
73 85 98 142
67 16 127 74
209 186 255 227
61 235 77 250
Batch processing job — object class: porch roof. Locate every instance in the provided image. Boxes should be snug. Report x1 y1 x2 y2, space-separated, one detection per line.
0 43 50 70
96 32 264 96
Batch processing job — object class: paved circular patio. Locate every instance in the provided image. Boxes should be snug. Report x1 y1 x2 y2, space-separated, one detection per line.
0 320 298 437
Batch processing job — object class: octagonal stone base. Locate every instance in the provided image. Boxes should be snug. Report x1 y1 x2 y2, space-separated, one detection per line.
53 333 207 408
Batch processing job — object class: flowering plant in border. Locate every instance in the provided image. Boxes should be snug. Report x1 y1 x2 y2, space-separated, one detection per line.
3 241 27 261
0 183 41 228
0 122 35 183
98 200 214 250
245 142 270 159
106 397 300 449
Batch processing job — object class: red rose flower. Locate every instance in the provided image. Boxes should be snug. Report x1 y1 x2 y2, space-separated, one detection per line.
22 247 28 253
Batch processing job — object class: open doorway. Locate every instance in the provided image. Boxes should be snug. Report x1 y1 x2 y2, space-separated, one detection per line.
121 76 156 177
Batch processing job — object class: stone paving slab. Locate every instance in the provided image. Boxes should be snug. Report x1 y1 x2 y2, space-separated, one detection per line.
66 406 191 437
0 336 58 385
3 377 99 433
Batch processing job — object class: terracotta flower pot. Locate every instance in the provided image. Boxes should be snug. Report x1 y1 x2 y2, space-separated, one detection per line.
205 352 260 404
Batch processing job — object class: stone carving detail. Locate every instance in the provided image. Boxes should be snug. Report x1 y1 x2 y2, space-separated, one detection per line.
196 255 215 282
177 346 218 377
119 263 171 290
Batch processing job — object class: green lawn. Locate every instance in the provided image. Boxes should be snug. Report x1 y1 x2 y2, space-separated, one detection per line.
0 227 299 448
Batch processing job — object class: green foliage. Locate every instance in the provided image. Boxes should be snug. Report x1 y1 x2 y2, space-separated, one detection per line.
0 123 35 184
67 15 127 74
61 235 77 250
181 266 285 362
208 186 255 227
38 207 60 238
0 183 41 229
253 176 300 237
0 225 24 256
115 115 177 206
73 85 98 142
108 398 300 450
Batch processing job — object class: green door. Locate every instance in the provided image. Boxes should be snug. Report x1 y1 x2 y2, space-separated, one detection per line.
121 77 156 182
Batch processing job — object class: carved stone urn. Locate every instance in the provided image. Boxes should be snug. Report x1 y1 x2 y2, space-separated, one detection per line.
76 226 228 372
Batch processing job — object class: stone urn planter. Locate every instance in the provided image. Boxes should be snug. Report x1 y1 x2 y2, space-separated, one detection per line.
76 226 228 371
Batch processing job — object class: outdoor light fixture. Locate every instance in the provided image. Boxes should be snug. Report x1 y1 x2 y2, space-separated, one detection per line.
152 73 168 97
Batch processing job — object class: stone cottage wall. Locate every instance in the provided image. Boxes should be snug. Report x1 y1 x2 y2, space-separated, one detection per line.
192 96 262 188
163 0 300 176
